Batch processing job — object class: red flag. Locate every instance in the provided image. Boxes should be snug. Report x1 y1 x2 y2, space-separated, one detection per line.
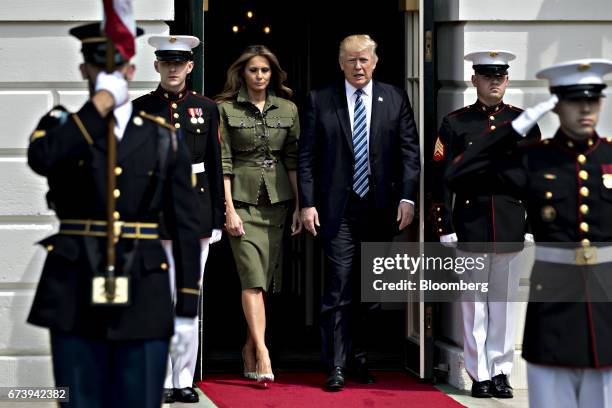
102 0 136 60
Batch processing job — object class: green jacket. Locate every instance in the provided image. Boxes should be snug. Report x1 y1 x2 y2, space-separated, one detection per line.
218 87 299 204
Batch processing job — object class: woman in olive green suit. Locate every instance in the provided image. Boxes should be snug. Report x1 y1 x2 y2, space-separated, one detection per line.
216 45 301 386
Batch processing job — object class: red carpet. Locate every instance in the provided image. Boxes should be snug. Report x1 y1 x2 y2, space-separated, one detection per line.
197 372 465 408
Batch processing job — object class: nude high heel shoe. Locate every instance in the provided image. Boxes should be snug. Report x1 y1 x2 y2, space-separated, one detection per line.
242 347 257 380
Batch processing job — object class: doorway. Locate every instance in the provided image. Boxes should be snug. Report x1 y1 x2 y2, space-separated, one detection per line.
194 0 424 378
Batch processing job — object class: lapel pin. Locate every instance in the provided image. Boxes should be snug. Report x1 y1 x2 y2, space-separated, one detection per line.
378 96 383 102
133 116 143 126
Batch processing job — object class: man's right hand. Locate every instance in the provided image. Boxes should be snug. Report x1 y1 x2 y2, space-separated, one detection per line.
301 207 320 236
95 71 129 108
512 94 558 137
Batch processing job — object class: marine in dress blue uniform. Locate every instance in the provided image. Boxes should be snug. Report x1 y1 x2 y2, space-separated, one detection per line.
430 51 541 398
448 58 612 408
133 34 224 404
27 23 201 408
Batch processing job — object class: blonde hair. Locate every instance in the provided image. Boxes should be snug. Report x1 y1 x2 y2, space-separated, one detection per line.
339 34 378 63
215 45 293 102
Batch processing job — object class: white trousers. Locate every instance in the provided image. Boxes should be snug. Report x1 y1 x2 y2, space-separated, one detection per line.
528 363 612 408
458 249 525 382
162 238 210 389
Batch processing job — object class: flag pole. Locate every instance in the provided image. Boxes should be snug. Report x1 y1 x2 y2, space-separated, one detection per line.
104 38 118 301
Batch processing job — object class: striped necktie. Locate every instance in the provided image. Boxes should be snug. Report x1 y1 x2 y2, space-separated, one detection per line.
352 88 369 197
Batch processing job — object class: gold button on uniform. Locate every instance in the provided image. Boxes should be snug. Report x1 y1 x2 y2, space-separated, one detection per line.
46 244 54 252
582 238 591 246
196 129 201 133
174 123 181 128
580 204 589 215
173 113 180 119
113 189 120 198
160 262 168 270
578 154 587 165
437 217 442 222
436 207 441 212
114 166 123 176
545 192 553 199
200 187 205 192
580 222 589 233
172 103 178 109
179 93 183 98
465 200 470 204
164 93 169 98
490 125 496 131
489 116 495 121
580 187 589 197
113 211 120 220
438 228 443 233
579 170 588 180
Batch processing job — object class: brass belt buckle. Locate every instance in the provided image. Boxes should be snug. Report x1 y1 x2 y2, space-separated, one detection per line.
113 221 124 243
576 246 597 265
91 276 130 305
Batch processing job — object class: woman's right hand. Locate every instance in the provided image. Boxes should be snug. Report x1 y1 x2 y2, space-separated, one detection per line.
225 209 245 237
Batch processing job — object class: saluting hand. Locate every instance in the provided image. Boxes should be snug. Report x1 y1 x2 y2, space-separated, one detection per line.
301 207 320 237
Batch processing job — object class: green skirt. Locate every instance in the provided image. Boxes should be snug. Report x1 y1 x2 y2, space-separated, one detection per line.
228 203 288 292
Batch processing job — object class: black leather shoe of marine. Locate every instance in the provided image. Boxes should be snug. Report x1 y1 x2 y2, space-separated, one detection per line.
471 380 493 398
163 388 175 404
491 374 514 398
174 387 200 403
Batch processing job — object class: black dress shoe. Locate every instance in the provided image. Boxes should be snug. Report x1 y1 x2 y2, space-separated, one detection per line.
491 374 513 398
471 380 493 398
351 366 376 384
325 366 345 391
163 388 175 404
174 387 199 403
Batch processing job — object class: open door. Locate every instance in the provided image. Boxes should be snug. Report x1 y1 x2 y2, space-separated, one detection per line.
402 0 435 380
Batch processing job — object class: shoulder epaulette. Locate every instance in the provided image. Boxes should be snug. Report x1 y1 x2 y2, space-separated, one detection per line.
139 111 175 131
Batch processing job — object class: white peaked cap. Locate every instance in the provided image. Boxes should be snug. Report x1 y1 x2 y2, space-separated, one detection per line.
464 50 516 66
147 35 200 52
536 58 612 87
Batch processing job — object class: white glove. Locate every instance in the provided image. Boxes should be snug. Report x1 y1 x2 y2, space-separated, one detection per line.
440 233 458 248
170 316 197 362
210 229 222 244
95 71 129 107
524 233 535 244
512 94 559 137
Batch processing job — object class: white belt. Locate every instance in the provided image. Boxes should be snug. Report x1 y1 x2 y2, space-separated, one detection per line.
535 245 612 266
192 162 205 174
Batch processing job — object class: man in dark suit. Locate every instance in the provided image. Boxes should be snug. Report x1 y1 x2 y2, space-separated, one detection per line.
133 34 224 404
299 34 420 391
27 23 201 407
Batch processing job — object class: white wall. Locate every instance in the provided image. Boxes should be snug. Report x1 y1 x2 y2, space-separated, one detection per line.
435 0 612 390
0 0 173 387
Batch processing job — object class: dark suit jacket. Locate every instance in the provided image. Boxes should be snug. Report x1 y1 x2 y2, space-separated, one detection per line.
298 81 420 238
